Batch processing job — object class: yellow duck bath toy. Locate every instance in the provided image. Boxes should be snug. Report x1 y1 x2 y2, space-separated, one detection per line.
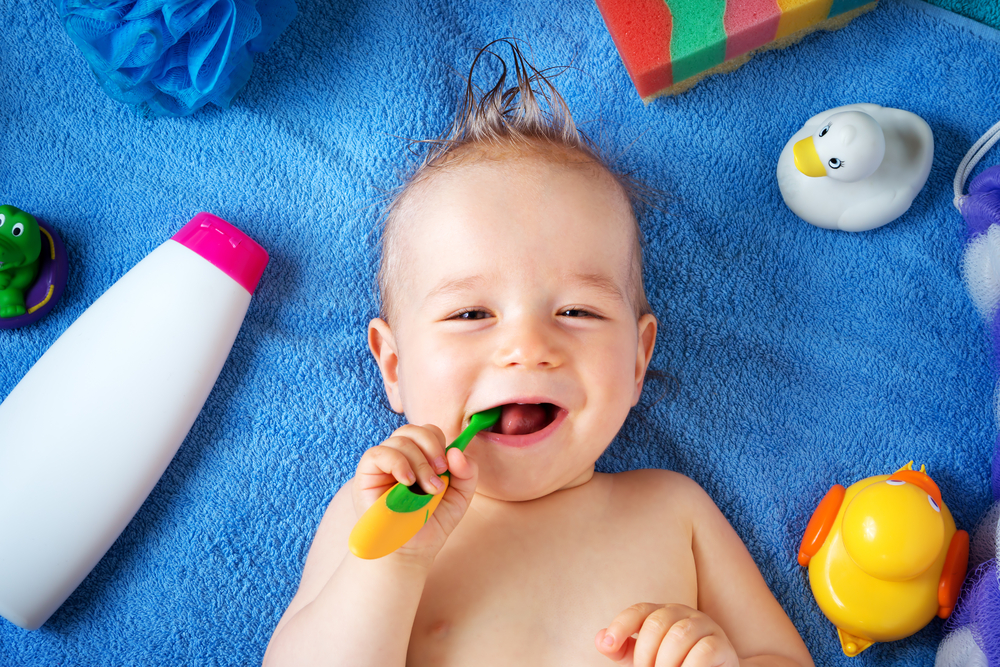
798 462 969 657
777 103 934 231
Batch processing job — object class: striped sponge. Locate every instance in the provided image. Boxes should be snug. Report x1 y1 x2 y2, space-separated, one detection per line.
595 0 878 101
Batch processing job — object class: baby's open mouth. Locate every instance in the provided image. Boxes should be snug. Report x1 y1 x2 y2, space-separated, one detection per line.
486 403 559 436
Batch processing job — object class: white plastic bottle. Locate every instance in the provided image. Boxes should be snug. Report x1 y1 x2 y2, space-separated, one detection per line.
0 212 269 630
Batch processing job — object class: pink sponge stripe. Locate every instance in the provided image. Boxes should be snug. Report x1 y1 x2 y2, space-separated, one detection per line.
724 0 781 60
594 0 673 99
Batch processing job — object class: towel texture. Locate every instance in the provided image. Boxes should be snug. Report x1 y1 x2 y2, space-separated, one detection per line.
1 0 999 665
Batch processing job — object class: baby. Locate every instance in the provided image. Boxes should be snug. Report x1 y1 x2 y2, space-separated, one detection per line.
264 42 814 667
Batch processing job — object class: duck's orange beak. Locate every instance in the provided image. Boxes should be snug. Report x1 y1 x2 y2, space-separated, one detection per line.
794 136 827 178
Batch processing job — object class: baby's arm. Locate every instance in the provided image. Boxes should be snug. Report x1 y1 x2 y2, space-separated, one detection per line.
263 425 478 667
690 484 813 666
262 484 430 666
596 476 813 667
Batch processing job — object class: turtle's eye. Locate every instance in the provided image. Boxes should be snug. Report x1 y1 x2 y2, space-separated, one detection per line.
0 213 5 228
828 157 842 169
819 125 830 138
12 222 24 237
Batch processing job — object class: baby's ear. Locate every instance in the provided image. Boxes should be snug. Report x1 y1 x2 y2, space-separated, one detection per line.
368 318 403 413
632 314 658 405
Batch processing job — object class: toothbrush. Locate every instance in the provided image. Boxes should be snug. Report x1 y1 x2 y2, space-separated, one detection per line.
348 407 501 559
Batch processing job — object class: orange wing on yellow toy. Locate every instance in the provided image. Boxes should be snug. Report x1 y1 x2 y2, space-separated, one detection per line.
798 462 969 657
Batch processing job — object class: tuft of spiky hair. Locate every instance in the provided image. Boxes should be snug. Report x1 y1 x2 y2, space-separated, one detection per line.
424 38 589 159
376 39 652 325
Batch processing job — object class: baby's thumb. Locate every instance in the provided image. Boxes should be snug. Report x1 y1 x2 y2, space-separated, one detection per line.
445 448 478 498
428 448 478 537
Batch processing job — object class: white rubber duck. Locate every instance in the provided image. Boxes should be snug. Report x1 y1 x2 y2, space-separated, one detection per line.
776 103 933 231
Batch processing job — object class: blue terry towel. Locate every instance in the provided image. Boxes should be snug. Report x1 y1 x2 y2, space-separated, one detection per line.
1 0 999 664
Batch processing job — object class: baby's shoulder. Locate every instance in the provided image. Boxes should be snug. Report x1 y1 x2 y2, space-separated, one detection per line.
603 469 719 518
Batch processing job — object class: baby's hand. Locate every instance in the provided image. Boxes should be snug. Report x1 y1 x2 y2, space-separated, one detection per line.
352 424 478 560
596 603 739 667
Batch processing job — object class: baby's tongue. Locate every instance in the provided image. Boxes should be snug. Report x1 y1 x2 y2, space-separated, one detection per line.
498 403 548 435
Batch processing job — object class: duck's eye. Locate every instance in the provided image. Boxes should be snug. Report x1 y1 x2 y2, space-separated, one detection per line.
886 479 905 486
928 495 940 512
819 125 830 138
828 157 842 169
11 223 23 237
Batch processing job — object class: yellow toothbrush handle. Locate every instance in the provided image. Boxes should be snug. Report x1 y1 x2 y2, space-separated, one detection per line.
348 476 451 560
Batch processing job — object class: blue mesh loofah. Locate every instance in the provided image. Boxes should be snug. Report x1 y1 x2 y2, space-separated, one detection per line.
58 0 296 117
963 166 1000 241
947 559 1000 665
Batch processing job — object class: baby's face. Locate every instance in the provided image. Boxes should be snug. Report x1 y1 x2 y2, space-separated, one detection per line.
370 153 657 501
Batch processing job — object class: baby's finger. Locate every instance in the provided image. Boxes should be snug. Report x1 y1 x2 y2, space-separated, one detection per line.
381 435 447 495
446 447 475 480
429 448 479 535
392 424 449 474
678 635 738 667
595 627 636 664
634 609 716 667
442 448 478 504
357 445 418 488
601 603 665 658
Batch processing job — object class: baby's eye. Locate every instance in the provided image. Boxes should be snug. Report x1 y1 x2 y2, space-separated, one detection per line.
449 308 491 321
559 308 596 318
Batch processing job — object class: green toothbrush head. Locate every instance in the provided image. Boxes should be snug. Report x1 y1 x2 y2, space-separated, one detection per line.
470 406 502 431
447 406 502 453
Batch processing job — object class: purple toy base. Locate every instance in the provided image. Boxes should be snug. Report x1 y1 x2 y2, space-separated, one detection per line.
0 219 68 330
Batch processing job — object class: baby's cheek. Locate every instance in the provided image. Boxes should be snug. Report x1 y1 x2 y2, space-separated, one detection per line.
585 349 638 419
397 333 477 424
605 338 643 387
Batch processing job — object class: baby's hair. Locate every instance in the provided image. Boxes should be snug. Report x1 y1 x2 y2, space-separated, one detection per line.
377 38 653 325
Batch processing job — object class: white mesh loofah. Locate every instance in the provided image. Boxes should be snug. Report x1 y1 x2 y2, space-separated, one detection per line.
936 627 990 667
963 225 1000 318
969 502 1000 568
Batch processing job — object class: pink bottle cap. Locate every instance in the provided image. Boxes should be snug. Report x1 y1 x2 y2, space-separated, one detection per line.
171 213 269 295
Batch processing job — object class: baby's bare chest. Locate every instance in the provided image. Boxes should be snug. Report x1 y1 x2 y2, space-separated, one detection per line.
406 498 697 666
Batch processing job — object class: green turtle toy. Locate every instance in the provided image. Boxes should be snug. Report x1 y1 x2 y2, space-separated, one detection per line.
0 205 42 318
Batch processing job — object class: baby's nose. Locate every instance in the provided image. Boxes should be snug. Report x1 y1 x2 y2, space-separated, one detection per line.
493 319 562 369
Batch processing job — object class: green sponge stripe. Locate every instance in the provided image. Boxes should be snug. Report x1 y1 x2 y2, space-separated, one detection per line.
829 0 872 15
666 0 727 83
